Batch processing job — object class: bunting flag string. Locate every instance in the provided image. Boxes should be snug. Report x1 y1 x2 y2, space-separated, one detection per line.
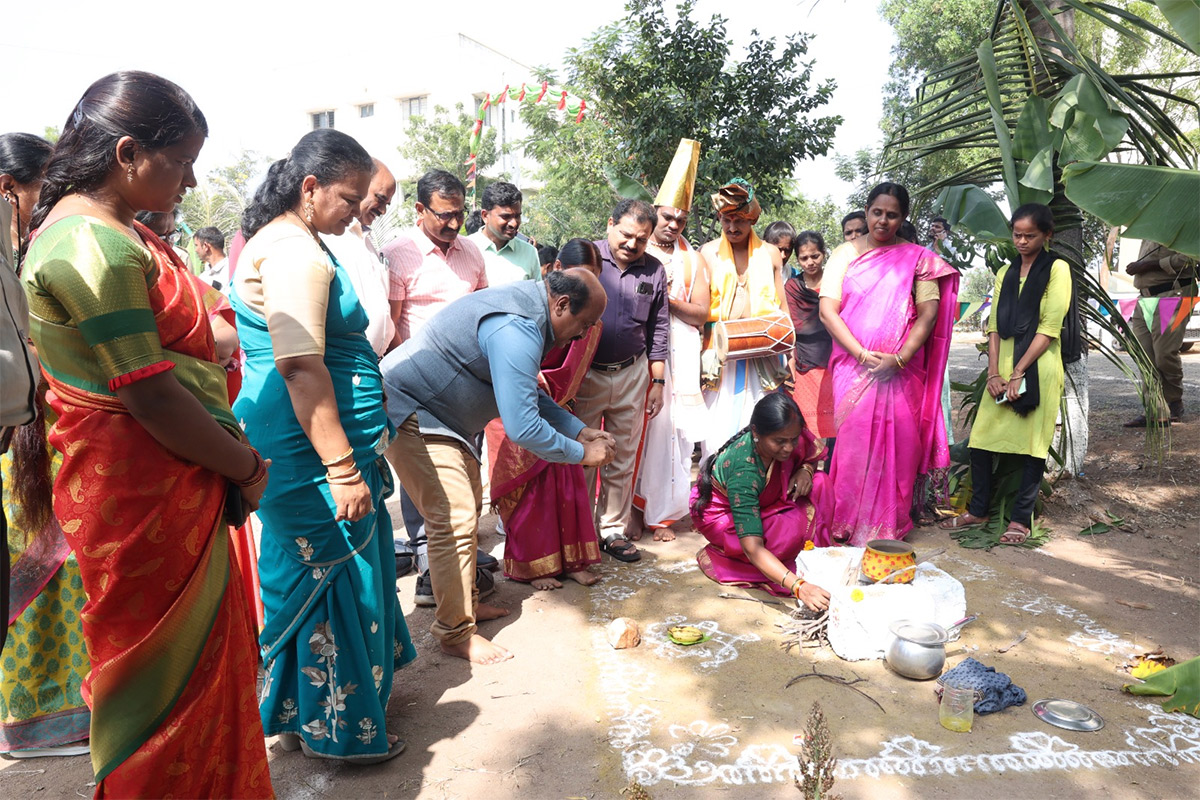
463 78 594 206
954 299 990 322
1112 294 1198 332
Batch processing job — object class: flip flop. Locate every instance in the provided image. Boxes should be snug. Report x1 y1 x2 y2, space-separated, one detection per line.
1000 523 1030 545
938 513 989 530
601 536 641 562
299 735 406 765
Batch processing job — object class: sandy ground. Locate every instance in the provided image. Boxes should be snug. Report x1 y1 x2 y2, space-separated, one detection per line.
2 345 1197 799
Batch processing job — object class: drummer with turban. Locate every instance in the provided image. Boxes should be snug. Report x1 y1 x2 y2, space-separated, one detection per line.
698 178 789 459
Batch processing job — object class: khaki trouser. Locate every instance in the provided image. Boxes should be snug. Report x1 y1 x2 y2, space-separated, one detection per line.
573 353 650 542
1131 286 1191 407
385 415 482 646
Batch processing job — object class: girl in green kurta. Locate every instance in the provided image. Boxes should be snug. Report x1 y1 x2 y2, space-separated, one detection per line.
941 204 1071 544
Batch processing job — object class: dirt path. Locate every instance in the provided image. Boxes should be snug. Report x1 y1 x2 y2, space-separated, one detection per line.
2 352 1197 799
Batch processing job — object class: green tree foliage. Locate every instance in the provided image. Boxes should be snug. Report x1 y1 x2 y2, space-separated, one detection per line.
523 0 840 245
519 101 623 245
179 150 271 239
771 186 845 249
397 103 500 208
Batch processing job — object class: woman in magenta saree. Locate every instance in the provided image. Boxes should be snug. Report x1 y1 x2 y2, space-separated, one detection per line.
489 240 604 590
818 183 958 545
690 393 832 611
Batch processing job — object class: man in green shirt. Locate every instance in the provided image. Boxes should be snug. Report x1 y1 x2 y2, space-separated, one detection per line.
468 182 541 286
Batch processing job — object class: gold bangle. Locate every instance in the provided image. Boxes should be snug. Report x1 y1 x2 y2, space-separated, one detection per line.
327 470 363 485
894 353 906 369
326 464 359 480
792 578 806 599
321 447 355 467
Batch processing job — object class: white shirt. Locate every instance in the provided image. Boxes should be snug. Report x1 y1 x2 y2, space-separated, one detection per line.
199 257 230 293
323 227 395 357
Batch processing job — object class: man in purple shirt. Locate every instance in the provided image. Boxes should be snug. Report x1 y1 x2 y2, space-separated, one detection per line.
574 199 670 562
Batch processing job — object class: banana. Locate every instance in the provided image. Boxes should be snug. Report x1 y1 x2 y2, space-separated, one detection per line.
668 625 705 644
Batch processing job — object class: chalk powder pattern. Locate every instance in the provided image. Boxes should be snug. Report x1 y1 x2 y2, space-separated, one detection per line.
588 558 1200 786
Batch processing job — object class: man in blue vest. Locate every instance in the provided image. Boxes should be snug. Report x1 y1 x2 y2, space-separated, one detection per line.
381 268 613 665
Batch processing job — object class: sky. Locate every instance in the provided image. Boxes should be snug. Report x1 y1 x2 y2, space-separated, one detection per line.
1 0 896 208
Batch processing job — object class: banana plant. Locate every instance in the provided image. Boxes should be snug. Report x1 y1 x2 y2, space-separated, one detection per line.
883 0 1198 449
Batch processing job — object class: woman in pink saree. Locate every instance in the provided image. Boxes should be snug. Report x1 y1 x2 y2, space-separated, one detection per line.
489 240 605 591
818 183 959 545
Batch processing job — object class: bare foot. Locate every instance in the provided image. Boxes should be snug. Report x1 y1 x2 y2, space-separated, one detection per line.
652 528 676 542
566 569 600 586
441 634 513 664
476 602 511 621
531 577 562 591
627 527 644 542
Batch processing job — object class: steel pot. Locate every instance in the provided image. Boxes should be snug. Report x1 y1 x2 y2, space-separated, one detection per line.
885 616 977 680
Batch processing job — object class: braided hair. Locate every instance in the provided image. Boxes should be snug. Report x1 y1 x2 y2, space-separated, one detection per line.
691 393 804 515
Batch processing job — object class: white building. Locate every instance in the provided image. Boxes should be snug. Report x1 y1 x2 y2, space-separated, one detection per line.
291 32 538 190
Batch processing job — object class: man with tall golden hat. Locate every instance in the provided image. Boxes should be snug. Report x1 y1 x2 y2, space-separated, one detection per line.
698 178 788 458
632 139 711 540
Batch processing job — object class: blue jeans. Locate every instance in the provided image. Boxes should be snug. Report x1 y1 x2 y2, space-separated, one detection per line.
395 484 429 573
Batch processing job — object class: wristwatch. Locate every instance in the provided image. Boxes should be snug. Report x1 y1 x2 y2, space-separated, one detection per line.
651 378 666 385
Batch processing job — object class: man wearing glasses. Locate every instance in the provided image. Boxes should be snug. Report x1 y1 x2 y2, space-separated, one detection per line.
381 170 494 601
383 170 488 350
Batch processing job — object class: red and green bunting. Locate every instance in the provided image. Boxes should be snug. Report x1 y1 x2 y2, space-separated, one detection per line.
465 81 589 197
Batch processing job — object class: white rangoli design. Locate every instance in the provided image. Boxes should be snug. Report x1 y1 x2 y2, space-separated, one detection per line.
643 616 760 671
592 556 1200 787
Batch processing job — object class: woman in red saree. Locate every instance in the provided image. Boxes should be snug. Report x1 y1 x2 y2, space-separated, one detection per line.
21 72 273 798
489 239 605 590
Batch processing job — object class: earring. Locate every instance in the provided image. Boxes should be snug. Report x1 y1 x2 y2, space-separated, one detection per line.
305 201 315 223
126 164 135 183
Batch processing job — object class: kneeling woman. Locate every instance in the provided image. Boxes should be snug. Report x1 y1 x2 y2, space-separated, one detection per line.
691 394 832 611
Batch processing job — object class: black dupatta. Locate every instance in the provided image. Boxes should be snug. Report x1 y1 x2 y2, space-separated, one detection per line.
995 248 1058 416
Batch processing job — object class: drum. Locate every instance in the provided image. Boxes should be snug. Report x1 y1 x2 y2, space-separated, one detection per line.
709 310 795 361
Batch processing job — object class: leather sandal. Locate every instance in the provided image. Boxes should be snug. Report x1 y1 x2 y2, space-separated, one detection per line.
1000 523 1030 545
938 512 989 530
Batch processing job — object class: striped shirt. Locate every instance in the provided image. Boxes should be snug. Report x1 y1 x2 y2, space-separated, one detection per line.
382 225 488 342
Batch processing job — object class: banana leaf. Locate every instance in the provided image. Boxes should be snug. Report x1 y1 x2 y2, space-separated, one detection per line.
602 167 655 204
1061 161 1200 258
1154 0 1200 52
1049 75 1130 163
1124 656 1200 718
933 185 1011 241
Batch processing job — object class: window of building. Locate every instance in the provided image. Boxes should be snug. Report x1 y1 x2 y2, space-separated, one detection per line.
359 103 375 118
400 95 428 121
473 96 497 128
311 110 335 130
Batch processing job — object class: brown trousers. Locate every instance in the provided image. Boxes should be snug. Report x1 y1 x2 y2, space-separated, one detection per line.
385 415 482 646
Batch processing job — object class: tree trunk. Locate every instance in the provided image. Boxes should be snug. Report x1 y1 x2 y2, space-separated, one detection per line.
1021 0 1090 476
